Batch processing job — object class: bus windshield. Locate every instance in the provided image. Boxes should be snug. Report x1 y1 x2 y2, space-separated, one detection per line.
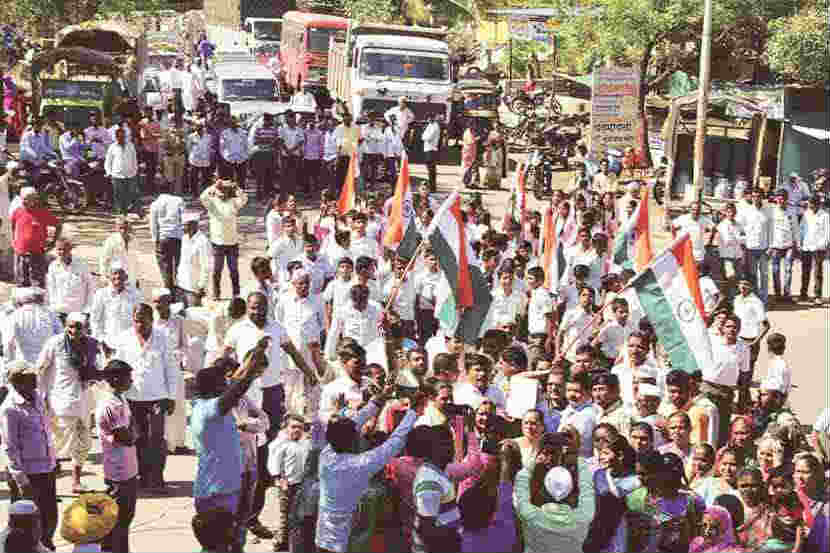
221 79 276 101
359 50 450 81
253 21 282 41
308 27 341 52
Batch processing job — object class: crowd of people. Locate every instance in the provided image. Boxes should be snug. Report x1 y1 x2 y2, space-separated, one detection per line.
0 70 829 552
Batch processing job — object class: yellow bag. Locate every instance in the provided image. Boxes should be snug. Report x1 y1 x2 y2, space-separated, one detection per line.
60 493 119 544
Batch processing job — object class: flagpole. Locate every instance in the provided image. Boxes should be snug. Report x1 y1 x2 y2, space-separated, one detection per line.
383 239 428 314
556 295 615 361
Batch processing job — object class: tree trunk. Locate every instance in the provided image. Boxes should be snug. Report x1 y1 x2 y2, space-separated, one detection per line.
638 45 654 168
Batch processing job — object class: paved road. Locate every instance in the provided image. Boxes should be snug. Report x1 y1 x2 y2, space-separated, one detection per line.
0 156 827 550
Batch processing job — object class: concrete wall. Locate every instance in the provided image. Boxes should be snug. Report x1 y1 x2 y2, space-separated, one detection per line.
204 0 242 27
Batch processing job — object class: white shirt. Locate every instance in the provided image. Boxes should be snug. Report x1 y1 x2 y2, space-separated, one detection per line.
768 206 800 249
323 303 380 362
737 205 770 250
527 287 555 335
149 194 185 242
705 340 751 387
224 317 290 401
484 286 527 333
413 270 441 311
321 278 354 322
268 437 311 484
269 234 303 273
596 319 634 360
177 231 211 293
453 381 506 410
385 106 415 138
319 375 364 424
766 355 792 395
559 401 598 457
4 304 61 365
265 209 283 249
360 124 385 155
800 209 830 251
292 254 333 295
699 276 721 314
99 232 138 287
612 359 661 407
37 334 92 418
112 328 177 401
104 142 138 179
323 129 338 161
385 127 404 157
565 244 603 290
717 219 744 259
275 292 324 348
280 125 305 155
733 293 766 339
46 257 94 314
89 286 143 346
382 276 416 321
421 122 441 152
673 214 714 261
559 306 592 362
348 235 379 261
188 132 213 167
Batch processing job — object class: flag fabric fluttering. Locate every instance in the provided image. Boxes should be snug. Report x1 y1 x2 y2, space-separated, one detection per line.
336 152 357 215
427 191 493 344
627 234 713 374
502 161 525 232
612 185 654 272
383 156 419 257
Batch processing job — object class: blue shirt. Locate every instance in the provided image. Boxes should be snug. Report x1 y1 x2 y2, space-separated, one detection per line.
191 396 242 498
20 129 55 164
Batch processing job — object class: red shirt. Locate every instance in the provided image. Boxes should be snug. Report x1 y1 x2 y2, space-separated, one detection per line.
10 207 59 254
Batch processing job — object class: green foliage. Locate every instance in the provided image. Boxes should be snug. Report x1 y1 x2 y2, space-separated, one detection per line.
341 0 397 23
13 0 169 36
766 0 830 84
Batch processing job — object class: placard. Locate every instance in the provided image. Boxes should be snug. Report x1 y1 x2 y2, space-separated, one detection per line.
590 67 641 158
505 375 539 419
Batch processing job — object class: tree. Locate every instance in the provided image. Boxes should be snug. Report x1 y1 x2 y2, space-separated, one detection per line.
13 0 168 36
536 0 799 167
766 0 830 84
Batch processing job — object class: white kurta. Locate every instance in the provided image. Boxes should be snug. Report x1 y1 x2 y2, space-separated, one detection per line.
155 315 187 451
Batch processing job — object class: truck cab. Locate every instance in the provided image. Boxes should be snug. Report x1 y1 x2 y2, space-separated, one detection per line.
213 54 283 121
328 24 453 126
244 18 283 54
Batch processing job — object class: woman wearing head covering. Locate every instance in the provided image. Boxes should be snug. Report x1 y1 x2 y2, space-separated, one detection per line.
689 504 743 552
692 447 744 505
626 452 705 552
512 432 596 553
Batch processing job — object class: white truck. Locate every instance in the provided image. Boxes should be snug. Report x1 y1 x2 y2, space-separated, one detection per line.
212 52 283 120
243 17 283 54
327 23 453 126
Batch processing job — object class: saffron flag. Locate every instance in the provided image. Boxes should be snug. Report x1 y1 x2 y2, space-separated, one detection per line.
427 191 492 344
612 186 654 271
628 234 713 373
383 155 414 250
336 152 357 215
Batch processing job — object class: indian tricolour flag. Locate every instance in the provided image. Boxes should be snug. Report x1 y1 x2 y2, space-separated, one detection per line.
612 185 654 271
428 191 492 344
383 155 419 258
628 234 713 373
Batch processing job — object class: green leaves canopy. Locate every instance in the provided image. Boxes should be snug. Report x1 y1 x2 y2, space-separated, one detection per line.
766 0 830 84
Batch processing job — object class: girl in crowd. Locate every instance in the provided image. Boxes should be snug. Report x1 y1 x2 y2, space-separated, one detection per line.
793 451 827 530
689 504 742 553
584 434 639 552
736 467 772 549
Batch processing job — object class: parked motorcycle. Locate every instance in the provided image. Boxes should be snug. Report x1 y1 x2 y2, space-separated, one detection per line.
7 153 87 212
507 88 562 117
541 122 580 170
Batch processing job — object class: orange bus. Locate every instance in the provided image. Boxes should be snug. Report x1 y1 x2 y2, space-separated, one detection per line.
280 11 348 92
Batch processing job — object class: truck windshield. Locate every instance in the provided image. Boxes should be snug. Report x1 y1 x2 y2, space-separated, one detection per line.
253 21 282 41
308 27 341 53
221 79 276 101
360 50 449 81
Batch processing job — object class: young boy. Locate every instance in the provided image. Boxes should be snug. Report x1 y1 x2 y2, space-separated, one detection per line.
321 256 354 330
268 414 311 551
557 286 594 364
765 332 792 396
592 297 633 368
525 266 556 342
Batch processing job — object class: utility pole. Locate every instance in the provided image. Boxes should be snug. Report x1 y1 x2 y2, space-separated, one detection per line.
693 0 713 206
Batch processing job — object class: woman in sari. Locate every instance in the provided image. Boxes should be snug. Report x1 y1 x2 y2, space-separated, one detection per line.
461 124 480 187
735 467 772 549
793 452 828 530
583 434 640 552
690 504 745 552
756 435 786 482
626 452 705 552
693 447 744 505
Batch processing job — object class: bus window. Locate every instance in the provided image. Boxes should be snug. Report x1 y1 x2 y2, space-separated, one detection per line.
308 27 338 52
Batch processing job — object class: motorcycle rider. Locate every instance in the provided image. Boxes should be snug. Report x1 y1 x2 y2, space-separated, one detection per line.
19 117 57 188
